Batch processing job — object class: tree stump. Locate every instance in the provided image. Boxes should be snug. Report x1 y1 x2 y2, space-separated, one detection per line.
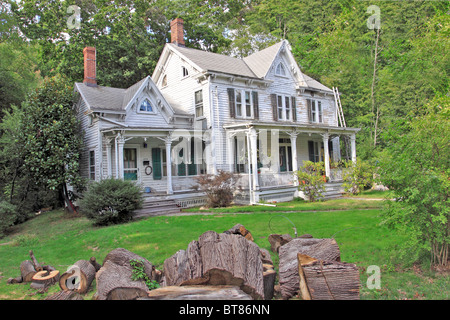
279 238 341 299
95 260 149 300
20 260 36 283
59 259 96 294
45 290 84 300
102 248 154 280
297 253 360 300
268 234 293 253
29 250 42 272
163 230 265 300
224 224 254 241
263 264 276 300
30 270 60 291
144 285 252 300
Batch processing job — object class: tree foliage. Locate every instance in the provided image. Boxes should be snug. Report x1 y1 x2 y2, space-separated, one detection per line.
20 75 85 211
378 95 449 267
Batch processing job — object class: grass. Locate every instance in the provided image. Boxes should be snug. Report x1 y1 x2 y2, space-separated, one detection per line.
0 197 448 300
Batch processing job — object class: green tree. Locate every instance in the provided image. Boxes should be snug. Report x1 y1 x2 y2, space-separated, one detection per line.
378 95 449 267
20 75 85 213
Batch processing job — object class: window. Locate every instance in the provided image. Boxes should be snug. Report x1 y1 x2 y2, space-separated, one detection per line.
308 141 320 162
307 99 323 123
139 98 153 112
182 66 189 78
89 150 95 180
173 139 206 176
275 94 293 121
275 62 287 76
233 89 257 119
195 90 203 117
123 148 138 180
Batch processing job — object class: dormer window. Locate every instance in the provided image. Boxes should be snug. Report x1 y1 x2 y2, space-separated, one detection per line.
275 62 287 76
139 98 153 112
182 66 189 78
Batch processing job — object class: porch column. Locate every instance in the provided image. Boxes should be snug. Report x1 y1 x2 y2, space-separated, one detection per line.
288 130 299 186
350 133 357 163
226 131 236 172
249 127 259 191
322 133 330 178
117 134 125 179
105 137 113 178
165 135 174 195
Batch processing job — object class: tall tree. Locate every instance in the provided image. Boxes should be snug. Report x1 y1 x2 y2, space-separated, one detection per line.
20 75 85 213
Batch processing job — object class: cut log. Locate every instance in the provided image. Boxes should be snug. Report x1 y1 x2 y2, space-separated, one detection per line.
278 238 341 299
144 285 252 300
20 260 37 282
163 231 265 300
29 250 43 272
263 264 276 300
95 261 149 300
30 270 60 291
59 260 96 294
260 248 273 265
7 276 23 284
268 234 293 253
89 257 102 272
45 290 84 300
224 224 254 241
297 253 360 300
102 248 153 280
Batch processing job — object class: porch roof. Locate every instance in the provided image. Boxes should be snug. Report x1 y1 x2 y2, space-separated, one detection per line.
223 121 360 135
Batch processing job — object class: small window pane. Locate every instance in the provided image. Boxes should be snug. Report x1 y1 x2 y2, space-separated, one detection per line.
140 99 153 112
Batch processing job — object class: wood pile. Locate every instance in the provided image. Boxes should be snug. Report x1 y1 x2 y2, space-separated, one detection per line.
275 235 360 300
5 224 360 300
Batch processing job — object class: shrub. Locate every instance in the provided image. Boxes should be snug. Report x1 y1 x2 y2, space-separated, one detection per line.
342 159 375 195
0 201 17 237
295 161 325 202
79 178 143 225
194 170 240 208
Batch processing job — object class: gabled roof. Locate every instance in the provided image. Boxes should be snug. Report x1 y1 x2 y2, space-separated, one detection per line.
243 41 284 78
157 40 333 93
75 78 148 114
75 76 188 115
167 43 257 78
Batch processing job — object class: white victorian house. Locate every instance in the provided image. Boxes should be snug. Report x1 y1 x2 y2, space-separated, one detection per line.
74 18 360 213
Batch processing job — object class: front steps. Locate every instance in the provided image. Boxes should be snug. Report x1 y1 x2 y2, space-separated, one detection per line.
133 198 181 219
320 182 344 200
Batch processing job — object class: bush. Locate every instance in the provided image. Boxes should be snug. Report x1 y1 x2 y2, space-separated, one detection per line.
295 161 325 202
0 201 17 237
79 178 143 225
194 170 240 208
342 159 375 195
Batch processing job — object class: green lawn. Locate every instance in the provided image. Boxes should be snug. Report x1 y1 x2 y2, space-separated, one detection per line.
0 198 448 300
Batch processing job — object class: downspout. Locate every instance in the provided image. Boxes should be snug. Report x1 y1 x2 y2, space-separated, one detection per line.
115 133 119 179
208 80 217 175
246 130 253 204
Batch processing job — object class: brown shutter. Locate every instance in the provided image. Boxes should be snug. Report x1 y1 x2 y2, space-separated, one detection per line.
271 94 278 121
252 91 259 120
291 96 297 122
307 99 312 123
227 88 235 118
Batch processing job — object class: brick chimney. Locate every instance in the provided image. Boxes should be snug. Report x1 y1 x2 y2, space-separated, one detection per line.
170 18 185 47
83 47 97 87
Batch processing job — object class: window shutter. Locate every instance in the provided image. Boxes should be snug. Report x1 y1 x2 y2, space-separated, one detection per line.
227 88 235 118
271 94 278 121
152 148 162 180
252 91 259 120
291 96 297 122
307 99 312 123
308 141 315 162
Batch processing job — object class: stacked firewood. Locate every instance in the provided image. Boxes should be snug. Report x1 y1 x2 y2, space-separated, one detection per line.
6 224 360 300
